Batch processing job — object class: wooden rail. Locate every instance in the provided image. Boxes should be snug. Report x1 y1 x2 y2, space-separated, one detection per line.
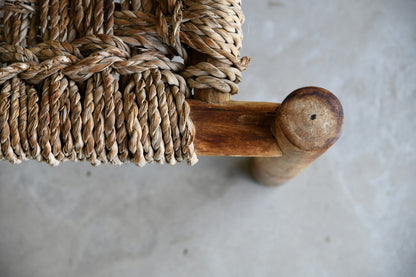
190 100 281 157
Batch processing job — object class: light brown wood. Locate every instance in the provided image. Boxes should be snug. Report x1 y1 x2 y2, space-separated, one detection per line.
189 48 281 157
189 100 281 157
252 87 344 186
188 50 281 156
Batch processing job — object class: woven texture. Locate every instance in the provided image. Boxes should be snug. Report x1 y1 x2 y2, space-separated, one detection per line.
0 0 248 166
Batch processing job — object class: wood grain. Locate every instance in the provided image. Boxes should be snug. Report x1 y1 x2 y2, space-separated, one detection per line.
189 100 282 157
252 87 344 186
188 50 281 157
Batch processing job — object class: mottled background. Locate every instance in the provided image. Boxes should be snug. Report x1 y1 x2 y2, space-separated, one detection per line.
1 0 415 276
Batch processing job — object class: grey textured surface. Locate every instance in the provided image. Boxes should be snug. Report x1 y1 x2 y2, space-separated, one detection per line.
1 0 415 276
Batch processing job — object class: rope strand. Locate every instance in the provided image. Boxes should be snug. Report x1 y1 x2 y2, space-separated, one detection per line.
0 0 248 166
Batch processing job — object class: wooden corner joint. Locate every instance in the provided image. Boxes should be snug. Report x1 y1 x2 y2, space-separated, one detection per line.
189 50 344 186
189 99 282 157
190 86 344 186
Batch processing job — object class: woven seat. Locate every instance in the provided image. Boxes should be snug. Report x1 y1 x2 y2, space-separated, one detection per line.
0 0 249 166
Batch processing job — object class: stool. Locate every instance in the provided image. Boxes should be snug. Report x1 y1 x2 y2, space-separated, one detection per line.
0 0 344 186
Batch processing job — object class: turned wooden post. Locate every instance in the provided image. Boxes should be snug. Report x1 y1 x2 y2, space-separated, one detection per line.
252 87 344 186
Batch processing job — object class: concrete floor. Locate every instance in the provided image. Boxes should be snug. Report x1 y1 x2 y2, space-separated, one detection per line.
1 0 415 276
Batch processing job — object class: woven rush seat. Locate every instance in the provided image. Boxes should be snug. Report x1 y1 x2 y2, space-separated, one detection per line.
0 0 249 166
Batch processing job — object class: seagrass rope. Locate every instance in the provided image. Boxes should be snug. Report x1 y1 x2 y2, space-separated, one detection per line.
0 0 249 166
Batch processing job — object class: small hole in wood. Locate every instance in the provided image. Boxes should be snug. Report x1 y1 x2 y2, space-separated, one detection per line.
310 114 317 120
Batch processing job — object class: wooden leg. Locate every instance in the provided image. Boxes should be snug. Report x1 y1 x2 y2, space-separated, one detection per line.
252 87 344 186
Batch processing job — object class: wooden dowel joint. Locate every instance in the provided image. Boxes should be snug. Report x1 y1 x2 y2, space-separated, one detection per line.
188 50 343 186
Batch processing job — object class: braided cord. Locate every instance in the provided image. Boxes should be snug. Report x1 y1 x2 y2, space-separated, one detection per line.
0 0 247 166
